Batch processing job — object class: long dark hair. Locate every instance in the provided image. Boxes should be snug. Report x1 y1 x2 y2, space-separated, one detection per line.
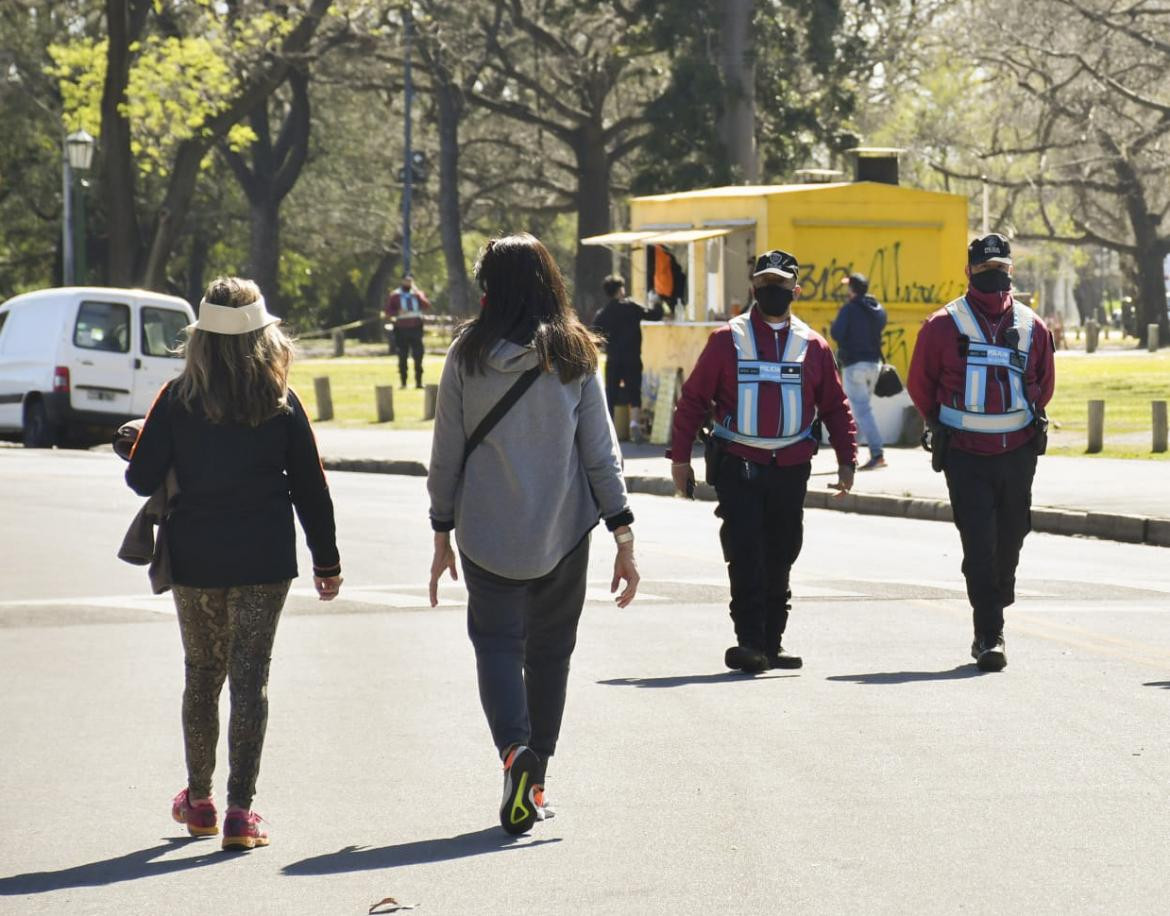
457 233 599 383
173 276 294 426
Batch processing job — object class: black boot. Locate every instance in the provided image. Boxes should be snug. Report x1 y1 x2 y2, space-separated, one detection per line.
767 646 803 669
724 644 768 673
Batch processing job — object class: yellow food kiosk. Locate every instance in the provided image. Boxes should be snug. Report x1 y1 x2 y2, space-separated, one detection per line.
582 155 970 444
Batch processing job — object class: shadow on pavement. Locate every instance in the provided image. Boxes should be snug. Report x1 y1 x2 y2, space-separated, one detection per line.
0 838 222 895
282 826 560 876
827 665 984 684
1143 681 1170 689
597 673 799 688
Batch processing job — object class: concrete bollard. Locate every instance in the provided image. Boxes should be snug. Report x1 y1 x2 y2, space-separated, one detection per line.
375 385 395 422
423 384 439 421
1149 324 1160 353
1087 399 1105 453
1154 401 1168 453
1085 320 1099 353
332 329 345 357
313 376 333 422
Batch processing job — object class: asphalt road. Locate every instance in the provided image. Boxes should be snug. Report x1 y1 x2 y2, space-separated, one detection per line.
2 450 1169 915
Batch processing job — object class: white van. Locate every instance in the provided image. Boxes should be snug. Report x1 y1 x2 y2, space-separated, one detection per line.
0 286 195 447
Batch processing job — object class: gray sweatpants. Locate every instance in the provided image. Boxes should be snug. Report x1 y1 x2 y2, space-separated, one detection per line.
462 534 590 765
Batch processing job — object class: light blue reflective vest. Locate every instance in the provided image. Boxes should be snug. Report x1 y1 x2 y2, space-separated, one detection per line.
937 296 1037 434
712 311 815 450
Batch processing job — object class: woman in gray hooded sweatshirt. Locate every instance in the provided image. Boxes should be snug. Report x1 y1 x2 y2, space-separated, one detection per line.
427 233 639 836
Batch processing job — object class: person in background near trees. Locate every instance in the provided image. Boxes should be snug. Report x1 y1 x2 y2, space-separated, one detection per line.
670 249 857 674
386 274 431 389
908 233 1055 672
831 272 888 470
427 234 639 836
591 274 663 442
126 276 342 851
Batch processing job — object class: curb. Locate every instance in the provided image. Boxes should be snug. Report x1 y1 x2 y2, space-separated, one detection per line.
319 458 1168 549
323 457 427 477
622 475 1165 548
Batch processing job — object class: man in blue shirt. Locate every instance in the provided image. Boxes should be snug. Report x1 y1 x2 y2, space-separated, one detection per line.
831 273 888 470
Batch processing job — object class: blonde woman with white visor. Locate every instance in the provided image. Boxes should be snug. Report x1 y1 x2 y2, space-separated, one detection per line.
126 277 342 851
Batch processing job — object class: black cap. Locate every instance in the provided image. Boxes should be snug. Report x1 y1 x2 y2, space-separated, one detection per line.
968 233 1012 266
842 272 869 294
752 249 799 280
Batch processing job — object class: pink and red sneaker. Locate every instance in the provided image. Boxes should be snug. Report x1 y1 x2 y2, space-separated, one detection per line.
172 788 218 838
221 808 269 851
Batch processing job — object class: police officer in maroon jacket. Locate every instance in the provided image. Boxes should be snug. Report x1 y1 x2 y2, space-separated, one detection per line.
669 249 858 673
907 233 1055 672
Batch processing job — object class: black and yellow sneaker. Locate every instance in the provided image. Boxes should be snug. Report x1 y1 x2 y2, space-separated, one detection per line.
971 635 1007 672
500 745 541 835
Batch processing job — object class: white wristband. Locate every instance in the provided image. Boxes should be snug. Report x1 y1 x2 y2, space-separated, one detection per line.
614 530 634 546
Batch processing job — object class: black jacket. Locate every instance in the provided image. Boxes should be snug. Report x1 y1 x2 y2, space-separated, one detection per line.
591 297 664 362
126 384 340 588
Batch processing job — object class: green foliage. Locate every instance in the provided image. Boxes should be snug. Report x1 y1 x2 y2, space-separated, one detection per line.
46 13 299 179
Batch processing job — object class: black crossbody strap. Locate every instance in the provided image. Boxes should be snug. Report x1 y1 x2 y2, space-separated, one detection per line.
461 366 542 469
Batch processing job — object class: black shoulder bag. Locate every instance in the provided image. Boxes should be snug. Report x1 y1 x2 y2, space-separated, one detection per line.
461 366 542 470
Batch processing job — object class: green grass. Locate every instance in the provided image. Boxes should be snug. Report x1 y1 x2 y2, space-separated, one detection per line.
289 354 448 428
1047 350 1170 459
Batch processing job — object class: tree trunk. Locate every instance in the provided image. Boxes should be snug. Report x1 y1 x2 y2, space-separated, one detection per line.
186 230 209 305
1104 131 1170 346
365 249 399 318
572 122 612 320
100 0 150 285
435 80 474 315
717 0 757 183
249 196 281 313
141 139 204 290
1133 240 1170 345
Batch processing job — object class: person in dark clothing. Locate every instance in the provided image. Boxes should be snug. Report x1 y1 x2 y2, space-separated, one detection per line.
669 249 857 673
126 276 342 851
831 273 888 470
908 234 1055 672
591 274 663 442
386 275 431 388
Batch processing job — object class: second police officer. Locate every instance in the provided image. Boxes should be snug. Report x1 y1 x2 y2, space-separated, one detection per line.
670 249 858 673
907 233 1055 672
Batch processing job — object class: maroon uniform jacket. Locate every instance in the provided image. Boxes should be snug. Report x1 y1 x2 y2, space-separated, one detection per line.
385 287 431 328
907 286 1055 456
669 306 858 468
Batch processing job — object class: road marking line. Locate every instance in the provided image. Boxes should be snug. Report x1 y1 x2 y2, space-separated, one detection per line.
288 588 461 607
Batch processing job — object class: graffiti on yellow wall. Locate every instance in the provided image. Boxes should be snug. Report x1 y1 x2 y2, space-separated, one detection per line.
798 241 966 306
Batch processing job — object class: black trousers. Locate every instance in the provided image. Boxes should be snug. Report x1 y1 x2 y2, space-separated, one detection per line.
943 446 1038 639
394 324 425 385
461 535 590 764
714 457 810 652
604 355 643 410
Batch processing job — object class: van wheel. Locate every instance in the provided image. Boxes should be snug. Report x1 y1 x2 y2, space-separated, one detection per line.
22 400 58 448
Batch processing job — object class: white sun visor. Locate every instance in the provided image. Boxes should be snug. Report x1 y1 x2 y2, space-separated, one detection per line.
192 297 280 335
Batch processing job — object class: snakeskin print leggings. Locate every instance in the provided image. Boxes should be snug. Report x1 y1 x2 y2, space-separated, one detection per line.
171 581 290 809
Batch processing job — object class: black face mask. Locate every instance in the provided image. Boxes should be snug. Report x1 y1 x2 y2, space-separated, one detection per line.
970 269 1012 293
755 286 794 317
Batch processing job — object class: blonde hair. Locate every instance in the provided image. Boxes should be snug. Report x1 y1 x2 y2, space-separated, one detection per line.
173 276 295 426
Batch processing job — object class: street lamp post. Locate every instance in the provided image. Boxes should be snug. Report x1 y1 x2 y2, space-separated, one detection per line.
62 129 95 286
401 5 414 278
